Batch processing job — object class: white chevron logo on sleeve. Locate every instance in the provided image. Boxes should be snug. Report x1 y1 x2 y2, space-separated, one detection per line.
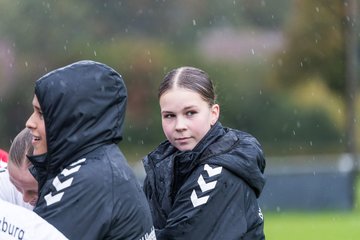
45 192 64 206
191 190 209 207
204 164 222 177
190 164 223 208
61 166 81 177
198 175 217 192
44 158 85 206
70 158 86 166
53 176 74 191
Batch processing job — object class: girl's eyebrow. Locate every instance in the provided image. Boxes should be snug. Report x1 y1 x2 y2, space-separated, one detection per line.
161 110 173 114
162 105 198 113
183 105 197 110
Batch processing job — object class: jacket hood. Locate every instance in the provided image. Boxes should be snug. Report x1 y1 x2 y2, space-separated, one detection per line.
203 123 266 197
33 60 127 174
144 122 266 198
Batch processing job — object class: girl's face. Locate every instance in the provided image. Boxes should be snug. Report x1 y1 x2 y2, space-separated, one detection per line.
26 95 47 155
160 87 219 151
8 162 38 206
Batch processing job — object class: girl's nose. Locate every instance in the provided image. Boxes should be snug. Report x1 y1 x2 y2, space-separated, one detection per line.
25 113 35 129
175 117 186 131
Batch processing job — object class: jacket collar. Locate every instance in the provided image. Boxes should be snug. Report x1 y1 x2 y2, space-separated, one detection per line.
27 153 49 190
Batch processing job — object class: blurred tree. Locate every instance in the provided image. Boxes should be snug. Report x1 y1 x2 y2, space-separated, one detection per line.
240 0 292 28
270 0 347 95
269 0 360 155
344 0 358 160
212 63 341 155
0 0 347 157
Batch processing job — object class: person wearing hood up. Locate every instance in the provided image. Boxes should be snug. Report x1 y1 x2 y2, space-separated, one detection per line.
142 66 266 240
25 60 156 240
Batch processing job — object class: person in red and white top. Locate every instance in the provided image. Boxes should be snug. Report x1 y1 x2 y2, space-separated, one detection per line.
0 199 68 240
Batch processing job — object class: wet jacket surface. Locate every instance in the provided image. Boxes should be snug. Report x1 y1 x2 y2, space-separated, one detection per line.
143 122 266 240
28 60 155 240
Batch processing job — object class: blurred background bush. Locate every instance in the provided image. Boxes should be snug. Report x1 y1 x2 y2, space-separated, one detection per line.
1 1 359 238
1 0 358 159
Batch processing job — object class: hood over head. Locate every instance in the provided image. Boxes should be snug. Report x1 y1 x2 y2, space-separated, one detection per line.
32 60 127 174
202 123 266 197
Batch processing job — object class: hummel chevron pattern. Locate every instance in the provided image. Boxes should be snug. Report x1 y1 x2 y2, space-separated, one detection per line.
191 164 223 208
53 176 73 191
45 158 86 206
191 190 209 207
197 175 216 192
204 164 222 177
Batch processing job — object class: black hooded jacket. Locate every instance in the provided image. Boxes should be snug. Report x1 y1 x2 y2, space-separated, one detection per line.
28 60 155 240
143 122 266 240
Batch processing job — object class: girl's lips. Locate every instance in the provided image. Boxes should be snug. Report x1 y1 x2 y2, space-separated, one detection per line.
175 137 190 141
31 136 41 145
175 137 192 144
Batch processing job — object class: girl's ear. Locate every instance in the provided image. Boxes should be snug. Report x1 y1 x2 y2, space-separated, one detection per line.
210 104 220 125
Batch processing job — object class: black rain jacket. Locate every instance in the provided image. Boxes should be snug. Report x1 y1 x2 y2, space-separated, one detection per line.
28 60 155 240
143 122 266 240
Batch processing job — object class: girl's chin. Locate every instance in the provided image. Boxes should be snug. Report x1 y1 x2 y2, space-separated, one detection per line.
33 149 47 155
175 144 195 151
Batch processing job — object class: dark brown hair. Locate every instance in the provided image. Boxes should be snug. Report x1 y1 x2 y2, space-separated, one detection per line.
158 66 216 107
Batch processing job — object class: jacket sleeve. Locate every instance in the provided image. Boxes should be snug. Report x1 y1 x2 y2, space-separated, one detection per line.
33 159 112 240
156 163 262 240
33 157 156 240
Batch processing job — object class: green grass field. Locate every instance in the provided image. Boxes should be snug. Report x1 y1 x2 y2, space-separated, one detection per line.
265 211 360 239
264 176 360 240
